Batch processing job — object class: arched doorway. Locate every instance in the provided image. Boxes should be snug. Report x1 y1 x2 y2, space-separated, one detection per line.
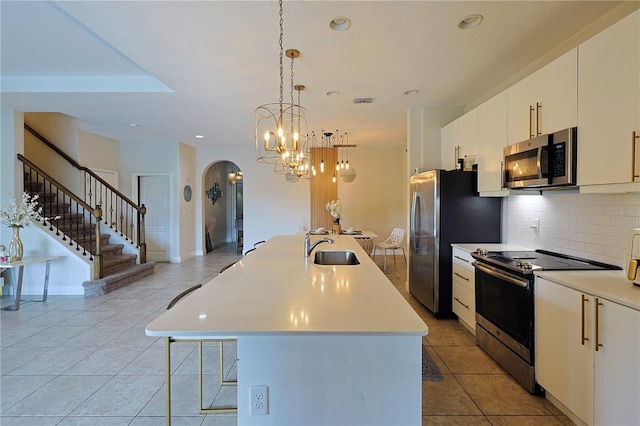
203 160 243 254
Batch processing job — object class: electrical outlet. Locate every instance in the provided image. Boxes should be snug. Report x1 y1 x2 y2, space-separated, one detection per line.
532 218 540 232
250 385 268 415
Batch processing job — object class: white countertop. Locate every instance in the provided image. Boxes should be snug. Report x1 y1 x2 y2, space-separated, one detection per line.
146 235 428 338
536 270 640 311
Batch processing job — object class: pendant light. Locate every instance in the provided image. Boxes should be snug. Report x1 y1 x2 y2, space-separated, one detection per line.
255 0 307 166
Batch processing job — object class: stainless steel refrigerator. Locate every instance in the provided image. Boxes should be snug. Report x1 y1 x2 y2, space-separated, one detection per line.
409 170 501 317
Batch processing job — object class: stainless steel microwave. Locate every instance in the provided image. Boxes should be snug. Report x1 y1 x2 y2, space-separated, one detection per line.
503 127 577 189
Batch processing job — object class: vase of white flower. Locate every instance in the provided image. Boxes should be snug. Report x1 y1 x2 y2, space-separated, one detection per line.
8 226 23 262
325 199 342 234
1 193 50 262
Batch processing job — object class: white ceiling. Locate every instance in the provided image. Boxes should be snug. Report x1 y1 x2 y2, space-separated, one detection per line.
0 1 632 150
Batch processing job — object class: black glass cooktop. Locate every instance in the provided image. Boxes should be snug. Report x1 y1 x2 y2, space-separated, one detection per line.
473 249 621 273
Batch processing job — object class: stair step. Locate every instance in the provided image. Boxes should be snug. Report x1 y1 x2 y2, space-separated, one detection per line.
24 182 43 192
83 262 156 297
50 213 84 224
40 202 71 214
101 243 124 256
70 235 112 249
102 253 137 276
57 223 97 236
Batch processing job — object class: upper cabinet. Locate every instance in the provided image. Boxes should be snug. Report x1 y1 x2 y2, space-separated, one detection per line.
441 120 459 171
577 10 640 189
477 90 509 195
441 109 478 172
458 107 479 160
507 48 578 145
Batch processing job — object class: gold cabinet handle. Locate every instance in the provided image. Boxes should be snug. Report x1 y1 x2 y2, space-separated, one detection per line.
595 297 604 351
454 297 469 310
633 131 639 181
454 255 470 264
453 272 470 281
536 102 542 136
581 294 589 345
529 105 535 138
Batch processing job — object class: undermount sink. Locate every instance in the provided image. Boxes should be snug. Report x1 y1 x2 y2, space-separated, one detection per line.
313 250 360 266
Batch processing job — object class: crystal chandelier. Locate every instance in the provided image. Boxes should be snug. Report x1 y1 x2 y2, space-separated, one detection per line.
255 0 307 168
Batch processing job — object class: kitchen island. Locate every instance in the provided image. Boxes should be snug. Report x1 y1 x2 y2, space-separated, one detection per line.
146 234 428 425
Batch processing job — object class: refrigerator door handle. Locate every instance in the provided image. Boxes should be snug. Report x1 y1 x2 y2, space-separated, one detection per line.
411 191 421 252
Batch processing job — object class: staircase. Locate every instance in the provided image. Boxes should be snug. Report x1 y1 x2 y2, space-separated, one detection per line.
19 124 154 296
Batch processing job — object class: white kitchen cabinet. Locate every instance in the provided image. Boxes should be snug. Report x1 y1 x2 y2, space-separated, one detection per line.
577 10 640 188
535 276 640 426
458 107 479 167
441 109 478 171
536 277 594 424
507 48 577 144
452 247 476 331
593 294 640 426
441 120 459 171
477 90 509 195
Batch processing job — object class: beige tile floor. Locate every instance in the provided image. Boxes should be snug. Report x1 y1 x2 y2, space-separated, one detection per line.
0 244 573 425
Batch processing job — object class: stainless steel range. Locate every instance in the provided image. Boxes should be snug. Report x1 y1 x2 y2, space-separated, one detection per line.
471 249 621 393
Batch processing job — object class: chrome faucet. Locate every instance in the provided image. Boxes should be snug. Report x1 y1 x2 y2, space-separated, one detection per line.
305 232 334 257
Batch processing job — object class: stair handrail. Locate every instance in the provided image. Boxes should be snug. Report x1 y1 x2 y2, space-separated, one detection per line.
24 123 146 265
24 124 142 212
18 153 104 279
18 154 100 216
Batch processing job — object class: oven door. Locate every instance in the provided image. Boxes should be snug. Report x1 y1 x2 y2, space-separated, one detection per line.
503 134 550 188
474 261 534 362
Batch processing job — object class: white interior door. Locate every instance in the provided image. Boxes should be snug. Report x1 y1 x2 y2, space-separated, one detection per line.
139 175 170 262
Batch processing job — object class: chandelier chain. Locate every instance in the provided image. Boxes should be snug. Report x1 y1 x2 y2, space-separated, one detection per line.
279 0 284 109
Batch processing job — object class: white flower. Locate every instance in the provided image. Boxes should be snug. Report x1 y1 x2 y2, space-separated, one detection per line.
0 193 46 228
324 199 342 220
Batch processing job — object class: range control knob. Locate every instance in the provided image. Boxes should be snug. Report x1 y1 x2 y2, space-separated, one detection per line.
520 262 533 271
476 248 488 256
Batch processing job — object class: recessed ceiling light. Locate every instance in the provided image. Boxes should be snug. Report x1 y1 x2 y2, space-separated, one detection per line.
326 91 340 97
458 14 484 30
129 122 140 128
404 90 419 96
329 16 351 31
195 135 204 139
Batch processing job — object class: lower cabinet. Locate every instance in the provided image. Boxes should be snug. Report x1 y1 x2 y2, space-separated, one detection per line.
535 277 640 425
452 247 476 331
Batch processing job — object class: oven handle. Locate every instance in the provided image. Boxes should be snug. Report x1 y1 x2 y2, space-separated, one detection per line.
472 261 530 288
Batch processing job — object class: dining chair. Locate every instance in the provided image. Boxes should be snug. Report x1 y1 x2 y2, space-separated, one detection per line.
372 228 406 271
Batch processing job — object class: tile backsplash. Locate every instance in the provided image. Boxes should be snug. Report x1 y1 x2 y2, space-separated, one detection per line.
506 191 640 268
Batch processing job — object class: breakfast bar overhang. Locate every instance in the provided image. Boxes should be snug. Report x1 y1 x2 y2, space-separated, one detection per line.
146 235 428 425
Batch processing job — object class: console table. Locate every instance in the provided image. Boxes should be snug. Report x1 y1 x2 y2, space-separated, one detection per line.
1 256 62 311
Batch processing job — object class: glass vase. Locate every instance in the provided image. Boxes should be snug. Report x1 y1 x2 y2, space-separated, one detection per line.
332 219 342 235
8 226 23 262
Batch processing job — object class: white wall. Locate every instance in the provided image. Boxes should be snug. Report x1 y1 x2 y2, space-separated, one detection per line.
506 192 640 268
24 112 81 193
119 139 179 261
407 106 462 175
196 144 310 254
338 146 407 244
78 130 119 171
1 110 90 295
179 142 197 260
